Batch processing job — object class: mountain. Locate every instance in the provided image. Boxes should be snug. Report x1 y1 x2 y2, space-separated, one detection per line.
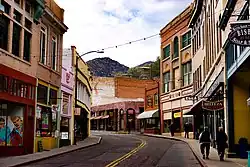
86 57 129 77
135 61 154 67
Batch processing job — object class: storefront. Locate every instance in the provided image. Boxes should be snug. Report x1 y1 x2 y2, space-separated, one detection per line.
0 65 36 156
137 109 159 134
74 107 89 141
35 81 60 152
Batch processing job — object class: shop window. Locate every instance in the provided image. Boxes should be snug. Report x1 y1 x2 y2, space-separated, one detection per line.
0 104 24 147
37 84 48 104
49 88 57 105
145 118 157 129
62 93 69 115
51 36 57 71
0 75 8 92
0 15 9 51
12 23 21 57
23 31 31 62
36 107 53 137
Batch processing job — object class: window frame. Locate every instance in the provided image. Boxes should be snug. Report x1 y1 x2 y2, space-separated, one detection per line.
163 44 170 59
51 36 57 71
163 72 170 93
183 61 192 87
173 37 179 58
182 31 191 48
40 26 47 65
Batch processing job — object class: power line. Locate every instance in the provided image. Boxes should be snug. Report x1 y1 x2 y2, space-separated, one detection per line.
98 33 160 51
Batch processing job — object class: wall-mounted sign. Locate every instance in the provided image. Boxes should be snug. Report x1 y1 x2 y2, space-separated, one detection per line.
174 112 181 118
202 100 224 111
229 21 250 46
74 108 81 115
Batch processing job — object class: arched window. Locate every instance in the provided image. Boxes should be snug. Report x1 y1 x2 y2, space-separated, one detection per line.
173 37 179 58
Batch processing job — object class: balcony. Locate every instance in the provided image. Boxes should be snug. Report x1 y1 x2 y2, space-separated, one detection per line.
45 0 64 22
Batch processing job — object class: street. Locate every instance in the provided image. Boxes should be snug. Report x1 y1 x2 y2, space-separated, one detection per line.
22 132 201 167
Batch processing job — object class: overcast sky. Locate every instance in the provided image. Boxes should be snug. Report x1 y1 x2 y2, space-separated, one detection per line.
55 0 192 67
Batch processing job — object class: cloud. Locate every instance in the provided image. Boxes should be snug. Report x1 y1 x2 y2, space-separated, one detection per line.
55 0 192 67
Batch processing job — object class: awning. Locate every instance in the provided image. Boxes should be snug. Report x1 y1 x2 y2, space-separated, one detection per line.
184 99 203 115
137 109 159 119
101 115 110 119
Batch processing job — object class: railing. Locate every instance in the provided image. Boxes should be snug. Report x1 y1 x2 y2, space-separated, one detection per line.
45 0 64 22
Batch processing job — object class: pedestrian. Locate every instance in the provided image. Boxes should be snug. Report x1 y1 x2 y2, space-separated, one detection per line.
216 127 228 161
168 122 174 137
199 126 212 159
184 122 189 138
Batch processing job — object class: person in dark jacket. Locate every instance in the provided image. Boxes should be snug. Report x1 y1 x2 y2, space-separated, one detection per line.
199 126 212 159
184 122 189 138
168 122 174 137
216 127 228 161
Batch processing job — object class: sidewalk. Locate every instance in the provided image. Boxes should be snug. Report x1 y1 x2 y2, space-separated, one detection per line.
143 133 247 167
0 135 102 167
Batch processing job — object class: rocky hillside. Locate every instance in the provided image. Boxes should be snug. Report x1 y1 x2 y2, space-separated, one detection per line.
86 57 129 77
136 61 153 67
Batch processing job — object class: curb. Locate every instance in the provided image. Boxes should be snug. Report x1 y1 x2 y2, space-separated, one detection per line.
142 134 207 167
10 137 102 167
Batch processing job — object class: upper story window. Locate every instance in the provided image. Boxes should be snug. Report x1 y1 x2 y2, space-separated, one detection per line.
182 31 191 48
154 93 158 106
163 72 170 93
0 15 9 51
51 36 57 71
40 27 47 65
183 61 192 86
25 0 32 15
163 44 170 59
173 37 179 59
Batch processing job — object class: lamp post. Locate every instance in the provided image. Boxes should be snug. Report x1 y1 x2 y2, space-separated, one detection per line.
74 50 104 145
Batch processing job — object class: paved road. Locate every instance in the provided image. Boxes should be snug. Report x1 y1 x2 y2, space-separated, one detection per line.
23 131 201 167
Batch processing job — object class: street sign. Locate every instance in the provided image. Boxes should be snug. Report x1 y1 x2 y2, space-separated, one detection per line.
202 100 224 111
229 21 250 46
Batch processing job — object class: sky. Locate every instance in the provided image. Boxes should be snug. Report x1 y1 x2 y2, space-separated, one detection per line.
55 0 192 67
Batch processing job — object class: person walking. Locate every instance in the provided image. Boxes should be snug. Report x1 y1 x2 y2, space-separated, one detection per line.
199 126 212 159
216 127 228 161
168 122 174 137
184 122 189 138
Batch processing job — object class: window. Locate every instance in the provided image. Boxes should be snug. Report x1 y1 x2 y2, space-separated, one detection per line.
62 93 69 115
25 18 32 30
173 37 179 58
25 0 32 14
23 31 31 62
0 103 24 147
36 106 53 137
13 10 21 23
37 84 48 104
12 23 21 57
49 88 57 105
163 72 170 93
0 15 9 51
154 94 158 106
183 62 192 86
40 27 47 65
182 31 191 48
163 45 170 59
51 36 57 70
14 0 20 5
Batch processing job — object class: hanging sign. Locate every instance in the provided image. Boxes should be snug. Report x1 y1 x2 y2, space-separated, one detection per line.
202 100 224 111
229 21 250 46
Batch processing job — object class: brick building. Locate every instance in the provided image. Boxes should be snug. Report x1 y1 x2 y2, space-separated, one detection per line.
91 76 156 132
137 80 160 134
0 0 67 156
160 4 194 136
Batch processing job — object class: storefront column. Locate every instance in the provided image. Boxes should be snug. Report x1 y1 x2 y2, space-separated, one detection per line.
117 109 120 131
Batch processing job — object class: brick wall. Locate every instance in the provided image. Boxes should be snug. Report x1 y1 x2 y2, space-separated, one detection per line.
115 77 157 99
145 86 158 111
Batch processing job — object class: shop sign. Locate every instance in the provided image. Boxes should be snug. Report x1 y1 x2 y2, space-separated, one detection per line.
61 132 69 139
74 108 81 115
229 21 250 46
202 100 223 111
174 112 181 118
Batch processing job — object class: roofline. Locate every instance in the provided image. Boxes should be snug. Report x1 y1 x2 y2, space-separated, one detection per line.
160 3 194 34
188 0 204 28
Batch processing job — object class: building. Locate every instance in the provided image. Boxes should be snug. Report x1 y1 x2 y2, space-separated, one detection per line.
73 46 92 142
91 77 156 132
218 0 250 155
60 48 75 147
160 4 194 137
137 80 160 134
0 0 67 156
187 0 226 144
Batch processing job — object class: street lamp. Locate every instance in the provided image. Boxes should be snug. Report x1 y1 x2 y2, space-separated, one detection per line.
74 50 104 145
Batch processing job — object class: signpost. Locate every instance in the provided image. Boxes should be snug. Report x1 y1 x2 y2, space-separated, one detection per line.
229 20 250 46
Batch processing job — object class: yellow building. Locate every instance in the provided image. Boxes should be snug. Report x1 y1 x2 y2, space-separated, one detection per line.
72 46 92 142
